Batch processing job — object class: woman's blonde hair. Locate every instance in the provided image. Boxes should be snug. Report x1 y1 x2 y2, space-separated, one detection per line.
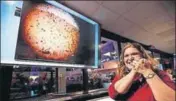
117 43 159 78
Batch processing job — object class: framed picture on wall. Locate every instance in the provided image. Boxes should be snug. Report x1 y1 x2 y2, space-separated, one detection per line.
100 37 119 69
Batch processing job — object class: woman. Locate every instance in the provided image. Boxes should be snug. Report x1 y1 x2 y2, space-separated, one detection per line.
108 43 175 101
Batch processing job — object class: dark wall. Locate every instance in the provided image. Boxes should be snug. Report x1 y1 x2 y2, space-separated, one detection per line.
100 28 173 58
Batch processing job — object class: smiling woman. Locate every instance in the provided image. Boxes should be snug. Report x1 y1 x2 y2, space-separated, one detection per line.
108 43 175 101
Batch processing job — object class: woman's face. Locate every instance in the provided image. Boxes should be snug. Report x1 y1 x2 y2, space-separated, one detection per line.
123 47 142 70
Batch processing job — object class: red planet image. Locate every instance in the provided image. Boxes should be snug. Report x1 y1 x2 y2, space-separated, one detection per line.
22 4 80 61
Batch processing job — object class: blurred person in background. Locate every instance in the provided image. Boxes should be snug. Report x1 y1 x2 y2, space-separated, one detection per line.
165 68 175 82
108 43 175 101
38 72 49 95
91 73 103 88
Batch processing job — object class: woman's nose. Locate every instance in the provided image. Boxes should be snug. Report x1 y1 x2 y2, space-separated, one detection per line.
128 55 135 62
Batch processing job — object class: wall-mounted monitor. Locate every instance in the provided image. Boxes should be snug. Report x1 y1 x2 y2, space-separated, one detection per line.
1 1 100 68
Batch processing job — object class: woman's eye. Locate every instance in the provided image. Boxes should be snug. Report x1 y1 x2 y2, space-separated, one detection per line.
132 52 140 56
124 55 128 57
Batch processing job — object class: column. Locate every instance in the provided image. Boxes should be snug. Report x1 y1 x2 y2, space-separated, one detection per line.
0 66 13 101
82 68 88 94
57 68 66 95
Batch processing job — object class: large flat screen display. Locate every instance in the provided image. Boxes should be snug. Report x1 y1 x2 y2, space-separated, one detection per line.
1 1 99 68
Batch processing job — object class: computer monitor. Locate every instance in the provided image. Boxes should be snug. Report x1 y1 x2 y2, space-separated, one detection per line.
1 1 100 68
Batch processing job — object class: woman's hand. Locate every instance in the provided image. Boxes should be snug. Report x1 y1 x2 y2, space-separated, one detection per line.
131 58 153 75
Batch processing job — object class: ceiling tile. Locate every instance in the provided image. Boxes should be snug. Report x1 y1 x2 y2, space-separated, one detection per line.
62 1 100 17
164 36 175 43
122 25 144 37
144 21 174 34
122 1 175 36
156 28 175 37
123 1 163 26
105 16 135 34
92 5 120 27
122 25 161 45
166 39 175 45
160 1 175 20
142 15 172 30
157 29 175 43
95 1 103 4
101 1 141 14
138 2 174 34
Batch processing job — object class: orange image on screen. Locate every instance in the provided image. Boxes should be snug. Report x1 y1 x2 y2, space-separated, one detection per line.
22 4 80 61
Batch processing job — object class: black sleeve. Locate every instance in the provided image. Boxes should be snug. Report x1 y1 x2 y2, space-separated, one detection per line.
114 80 141 101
